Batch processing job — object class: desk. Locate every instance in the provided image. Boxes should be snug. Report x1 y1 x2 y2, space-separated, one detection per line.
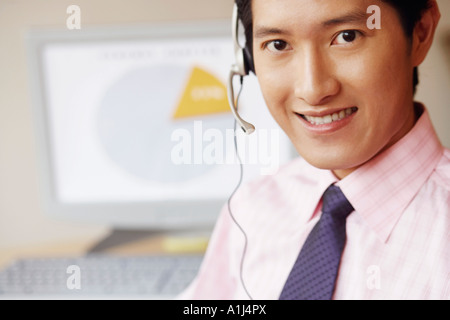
0 230 209 270
0 238 98 269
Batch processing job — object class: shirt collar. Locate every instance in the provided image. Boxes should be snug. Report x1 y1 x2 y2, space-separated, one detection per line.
338 104 444 242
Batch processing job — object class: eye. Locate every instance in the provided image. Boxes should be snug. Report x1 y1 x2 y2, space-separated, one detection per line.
264 40 291 53
332 30 361 45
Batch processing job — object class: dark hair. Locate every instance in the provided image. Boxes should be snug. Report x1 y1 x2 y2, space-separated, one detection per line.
235 0 431 94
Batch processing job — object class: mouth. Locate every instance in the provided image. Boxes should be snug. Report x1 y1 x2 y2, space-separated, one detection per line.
297 107 358 125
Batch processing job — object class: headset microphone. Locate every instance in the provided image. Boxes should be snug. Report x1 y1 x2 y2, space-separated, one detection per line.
227 4 256 135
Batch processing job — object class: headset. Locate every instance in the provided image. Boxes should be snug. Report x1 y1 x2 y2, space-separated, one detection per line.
226 3 255 300
227 3 256 135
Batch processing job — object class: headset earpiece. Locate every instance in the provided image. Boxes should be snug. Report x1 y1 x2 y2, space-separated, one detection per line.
227 3 256 135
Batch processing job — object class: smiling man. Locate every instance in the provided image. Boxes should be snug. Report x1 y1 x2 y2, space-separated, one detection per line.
253 0 420 179
179 0 449 300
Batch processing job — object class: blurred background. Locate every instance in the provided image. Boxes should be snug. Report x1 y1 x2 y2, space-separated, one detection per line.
0 0 239 264
0 0 449 262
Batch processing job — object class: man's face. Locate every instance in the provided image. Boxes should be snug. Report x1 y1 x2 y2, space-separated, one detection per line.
252 0 417 178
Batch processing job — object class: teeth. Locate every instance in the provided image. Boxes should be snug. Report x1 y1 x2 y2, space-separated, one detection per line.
323 115 332 124
332 113 339 121
303 107 357 125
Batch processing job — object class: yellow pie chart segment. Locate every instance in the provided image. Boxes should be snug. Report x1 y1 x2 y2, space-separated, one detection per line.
173 66 230 119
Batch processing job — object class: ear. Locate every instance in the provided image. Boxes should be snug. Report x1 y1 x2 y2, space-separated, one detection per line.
411 0 441 67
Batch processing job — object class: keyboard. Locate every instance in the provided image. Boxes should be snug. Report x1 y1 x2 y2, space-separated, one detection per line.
0 253 203 299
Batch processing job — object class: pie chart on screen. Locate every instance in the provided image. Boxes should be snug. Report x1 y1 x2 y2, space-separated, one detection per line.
96 64 233 183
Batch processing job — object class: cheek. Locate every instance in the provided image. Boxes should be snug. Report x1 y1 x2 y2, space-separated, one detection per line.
339 40 413 128
255 64 293 126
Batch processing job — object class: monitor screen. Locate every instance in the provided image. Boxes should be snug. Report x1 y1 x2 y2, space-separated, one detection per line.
26 21 296 231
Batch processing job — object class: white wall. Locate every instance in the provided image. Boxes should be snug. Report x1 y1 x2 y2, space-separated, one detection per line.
416 0 450 148
0 0 449 251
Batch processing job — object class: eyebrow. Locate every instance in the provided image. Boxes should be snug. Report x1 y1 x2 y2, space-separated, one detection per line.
254 27 289 39
322 10 367 27
254 9 368 39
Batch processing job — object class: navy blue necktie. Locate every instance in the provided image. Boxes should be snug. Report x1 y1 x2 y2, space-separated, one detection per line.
279 185 354 300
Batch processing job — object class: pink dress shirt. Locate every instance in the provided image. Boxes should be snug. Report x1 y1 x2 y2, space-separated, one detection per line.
179 105 450 300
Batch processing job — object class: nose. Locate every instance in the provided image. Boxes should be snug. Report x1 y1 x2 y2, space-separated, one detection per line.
294 50 340 106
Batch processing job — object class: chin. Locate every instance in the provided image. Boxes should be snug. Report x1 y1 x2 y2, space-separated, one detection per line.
298 148 367 173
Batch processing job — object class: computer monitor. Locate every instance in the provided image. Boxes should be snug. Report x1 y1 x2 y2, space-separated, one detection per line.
26 20 296 232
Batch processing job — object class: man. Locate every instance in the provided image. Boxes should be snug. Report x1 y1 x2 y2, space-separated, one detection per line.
180 0 449 299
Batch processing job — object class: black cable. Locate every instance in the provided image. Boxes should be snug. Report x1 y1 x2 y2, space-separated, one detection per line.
226 76 253 300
